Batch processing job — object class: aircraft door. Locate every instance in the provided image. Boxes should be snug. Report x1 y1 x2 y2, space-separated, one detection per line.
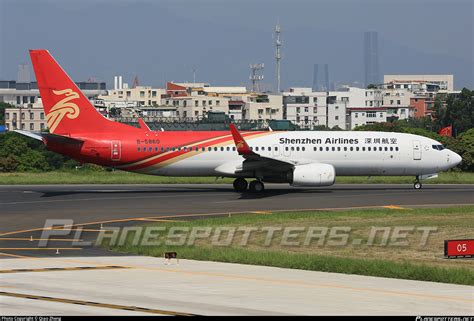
412 140 421 160
111 141 121 161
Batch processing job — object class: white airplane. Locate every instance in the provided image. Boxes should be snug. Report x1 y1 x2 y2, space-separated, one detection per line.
150 125 462 191
19 49 463 193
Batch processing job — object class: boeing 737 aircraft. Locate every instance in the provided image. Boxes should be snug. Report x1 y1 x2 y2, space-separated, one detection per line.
15 50 462 192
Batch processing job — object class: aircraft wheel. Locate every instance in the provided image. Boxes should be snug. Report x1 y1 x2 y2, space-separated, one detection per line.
249 180 265 193
233 178 248 192
414 181 422 189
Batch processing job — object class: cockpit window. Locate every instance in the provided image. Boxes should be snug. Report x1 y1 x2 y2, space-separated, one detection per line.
432 144 445 151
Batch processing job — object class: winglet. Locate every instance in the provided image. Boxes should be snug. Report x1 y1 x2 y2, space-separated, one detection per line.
137 118 151 131
230 123 253 156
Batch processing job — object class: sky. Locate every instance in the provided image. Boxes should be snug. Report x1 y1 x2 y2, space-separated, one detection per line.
0 0 472 90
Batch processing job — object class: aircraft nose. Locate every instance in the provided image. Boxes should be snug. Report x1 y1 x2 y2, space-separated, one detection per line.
452 152 462 166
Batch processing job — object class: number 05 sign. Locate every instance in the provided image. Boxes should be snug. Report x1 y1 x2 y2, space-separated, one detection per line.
444 239 474 258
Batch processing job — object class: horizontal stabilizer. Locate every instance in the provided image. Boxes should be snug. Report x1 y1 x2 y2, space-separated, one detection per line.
42 133 84 146
14 130 43 141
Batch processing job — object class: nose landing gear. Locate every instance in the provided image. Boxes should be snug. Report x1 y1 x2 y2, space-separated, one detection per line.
414 176 422 189
414 181 422 189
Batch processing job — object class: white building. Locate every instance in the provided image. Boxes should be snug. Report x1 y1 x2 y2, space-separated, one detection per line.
326 97 348 129
383 75 454 92
348 107 387 129
163 95 229 120
282 88 327 129
242 94 283 121
99 86 166 107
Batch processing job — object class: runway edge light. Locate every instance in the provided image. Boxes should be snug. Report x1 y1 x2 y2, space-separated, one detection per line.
444 239 474 258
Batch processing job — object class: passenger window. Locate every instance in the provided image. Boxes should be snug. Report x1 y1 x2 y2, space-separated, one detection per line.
296 147 300 151
344 147 347 151
379 147 383 151
161 147 164 152
384 147 388 151
256 147 259 151
285 147 289 151
368 147 371 151
302 147 305 151
291 147 295 151
275 147 278 151
137 147 140 151
178 147 181 151
214 147 218 151
395 147 399 151
332 147 335 151
356 147 359 151
350 147 353 151
149 147 152 152
226 147 230 151
326 147 329 151
208 147 212 151
390 147 393 151
362 147 365 151
232 147 236 151
320 147 323 151
314 147 317 151
184 147 187 151
155 147 158 151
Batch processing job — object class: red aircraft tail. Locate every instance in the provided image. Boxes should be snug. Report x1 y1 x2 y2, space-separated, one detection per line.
29 49 113 135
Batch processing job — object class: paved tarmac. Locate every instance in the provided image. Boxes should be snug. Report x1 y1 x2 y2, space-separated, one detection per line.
1 256 472 316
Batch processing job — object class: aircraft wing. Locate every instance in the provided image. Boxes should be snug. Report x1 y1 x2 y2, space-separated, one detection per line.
228 124 296 174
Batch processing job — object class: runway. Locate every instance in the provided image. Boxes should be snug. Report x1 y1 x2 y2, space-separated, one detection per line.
0 183 473 257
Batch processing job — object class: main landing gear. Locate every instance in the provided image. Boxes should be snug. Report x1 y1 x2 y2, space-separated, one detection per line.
233 178 248 192
414 176 422 189
233 178 265 193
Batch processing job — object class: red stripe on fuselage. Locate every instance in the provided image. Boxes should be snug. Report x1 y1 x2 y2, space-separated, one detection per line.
120 131 267 172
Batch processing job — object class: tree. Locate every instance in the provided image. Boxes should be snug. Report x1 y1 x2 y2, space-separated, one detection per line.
433 88 474 135
458 128 474 171
0 102 15 125
0 132 77 172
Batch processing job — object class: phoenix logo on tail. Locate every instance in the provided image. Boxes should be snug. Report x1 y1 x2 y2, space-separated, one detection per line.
46 89 80 133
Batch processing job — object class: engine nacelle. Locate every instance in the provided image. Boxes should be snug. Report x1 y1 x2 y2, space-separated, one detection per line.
289 163 336 187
